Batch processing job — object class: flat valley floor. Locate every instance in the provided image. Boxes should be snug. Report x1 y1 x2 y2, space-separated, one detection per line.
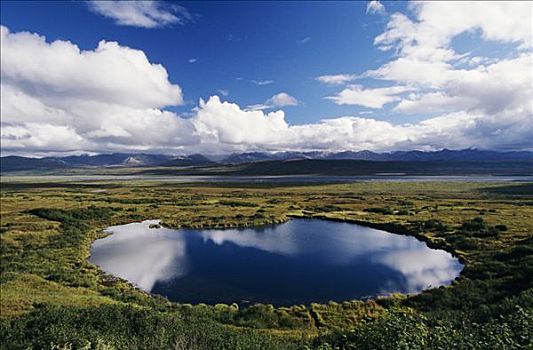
1 180 532 349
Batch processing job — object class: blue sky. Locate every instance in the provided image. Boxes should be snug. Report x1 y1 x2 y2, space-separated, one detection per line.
1 1 532 155
1 1 404 123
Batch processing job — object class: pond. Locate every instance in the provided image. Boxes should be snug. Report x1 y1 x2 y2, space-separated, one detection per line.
89 219 463 306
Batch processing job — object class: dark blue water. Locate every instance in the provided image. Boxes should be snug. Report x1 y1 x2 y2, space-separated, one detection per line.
89 219 463 305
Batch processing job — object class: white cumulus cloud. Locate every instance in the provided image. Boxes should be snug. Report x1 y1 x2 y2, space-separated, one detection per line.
0 25 192 154
364 2 533 131
246 92 300 111
190 96 532 153
268 92 300 107
374 2 532 61
88 1 191 28
322 1 532 150
326 85 412 109
2 10 532 156
366 1 386 15
315 74 358 85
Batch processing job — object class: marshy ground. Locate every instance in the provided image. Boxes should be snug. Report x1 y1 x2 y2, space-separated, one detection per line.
1 180 532 349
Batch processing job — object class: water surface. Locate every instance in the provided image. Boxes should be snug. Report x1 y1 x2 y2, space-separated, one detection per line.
3 174 532 184
90 219 462 305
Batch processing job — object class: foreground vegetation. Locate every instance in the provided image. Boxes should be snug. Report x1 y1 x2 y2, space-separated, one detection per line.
1 179 532 349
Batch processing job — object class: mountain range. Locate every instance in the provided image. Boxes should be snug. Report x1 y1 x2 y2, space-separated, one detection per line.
222 149 533 163
1 149 532 173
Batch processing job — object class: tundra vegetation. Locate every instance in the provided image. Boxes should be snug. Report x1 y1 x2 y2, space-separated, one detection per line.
0 180 532 349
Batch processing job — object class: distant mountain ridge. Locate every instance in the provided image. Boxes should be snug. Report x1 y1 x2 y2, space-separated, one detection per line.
1 149 532 173
161 154 215 167
58 153 172 167
222 149 533 163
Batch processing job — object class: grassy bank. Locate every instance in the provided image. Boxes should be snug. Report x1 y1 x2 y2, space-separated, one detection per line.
1 180 532 349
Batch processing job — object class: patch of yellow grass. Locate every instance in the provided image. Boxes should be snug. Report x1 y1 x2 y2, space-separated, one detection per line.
1 273 117 317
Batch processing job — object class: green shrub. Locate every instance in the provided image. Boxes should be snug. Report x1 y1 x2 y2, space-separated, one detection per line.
364 207 394 215
219 200 259 207
458 217 505 237
1 305 298 350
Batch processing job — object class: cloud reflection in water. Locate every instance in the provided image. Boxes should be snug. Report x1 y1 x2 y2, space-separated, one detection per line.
90 219 462 299
200 220 462 293
90 220 188 291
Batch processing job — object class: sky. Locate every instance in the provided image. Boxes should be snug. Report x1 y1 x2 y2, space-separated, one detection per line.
1 0 532 156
